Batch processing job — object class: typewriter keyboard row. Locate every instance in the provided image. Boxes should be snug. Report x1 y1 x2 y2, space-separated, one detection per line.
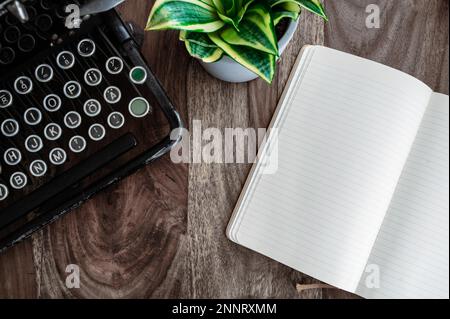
0 36 152 202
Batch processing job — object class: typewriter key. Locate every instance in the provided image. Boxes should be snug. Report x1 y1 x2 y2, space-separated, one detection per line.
29 160 48 177
84 68 102 86
4 148 22 166
88 124 106 141
4 26 21 43
35 14 53 32
10 172 28 190
0 90 13 108
35 64 54 82
1 119 19 137
84 99 101 117
64 111 82 129
130 66 147 84
104 86 121 104
25 135 44 153
78 39 96 57
5 14 19 26
49 148 67 166
24 107 43 125
69 136 87 153
43 94 61 112
14 76 33 95
63 81 81 99
18 34 36 53
44 123 62 141
106 57 123 74
26 6 37 20
108 112 124 129
0 47 15 65
129 97 150 118
40 0 52 10
57 51 75 69
0 184 8 201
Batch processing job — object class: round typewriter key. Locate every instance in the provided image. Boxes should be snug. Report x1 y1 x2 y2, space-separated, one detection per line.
1 119 19 137
0 184 8 201
29 160 48 177
88 124 105 141
49 148 67 166
35 14 53 32
18 34 36 52
106 57 123 74
0 47 15 65
129 66 147 84
77 39 96 57
84 68 102 86
84 99 101 117
43 94 61 112
35 64 54 82
26 6 37 20
104 86 121 104
5 14 18 26
4 148 22 166
4 26 20 43
57 51 75 69
63 81 81 99
129 97 150 118
24 107 42 125
69 136 87 153
0 90 13 108
40 0 52 10
25 135 44 153
14 76 33 95
64 111 82 129
44 123 62 141
10 172 28 190
108 112 124 129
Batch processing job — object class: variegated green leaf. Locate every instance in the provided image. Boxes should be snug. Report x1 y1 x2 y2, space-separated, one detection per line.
185 40 224 62
272 2 301 25
265 0 327 20
180 30 218 47
296 0 327 20
146 0 225 32
214 0 255 30
208 32 276 83
220 3 278 56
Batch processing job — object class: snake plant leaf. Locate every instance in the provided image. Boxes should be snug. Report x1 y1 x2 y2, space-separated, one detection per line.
180 30 218 47
214 0 255 30
272 2 301 25
208 32 276 83
296 0 327 20
220 3 278 56
185 40 224 62
265 0 327 21
272 10 299 25
146 0 225 32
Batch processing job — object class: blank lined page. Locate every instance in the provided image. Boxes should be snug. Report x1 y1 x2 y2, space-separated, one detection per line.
228 46 432 292
357 93 449 299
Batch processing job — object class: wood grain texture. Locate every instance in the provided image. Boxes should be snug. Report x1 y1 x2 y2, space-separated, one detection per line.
0 0 448 299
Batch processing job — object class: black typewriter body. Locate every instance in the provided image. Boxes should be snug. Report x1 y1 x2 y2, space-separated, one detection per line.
0 0 182 251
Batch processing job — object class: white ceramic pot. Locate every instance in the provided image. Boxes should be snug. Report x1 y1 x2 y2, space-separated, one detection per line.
200 19 299 83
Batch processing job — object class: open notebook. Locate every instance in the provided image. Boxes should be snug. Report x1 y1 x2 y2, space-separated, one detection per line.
227 46 449 299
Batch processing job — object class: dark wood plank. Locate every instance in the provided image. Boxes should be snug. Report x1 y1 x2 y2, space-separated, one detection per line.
0 0 448 299
325 0 449 94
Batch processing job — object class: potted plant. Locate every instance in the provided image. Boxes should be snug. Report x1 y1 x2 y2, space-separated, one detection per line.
146 0 327 83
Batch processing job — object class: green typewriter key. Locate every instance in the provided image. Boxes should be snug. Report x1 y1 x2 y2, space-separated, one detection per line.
129 97 150 118
129 66 147 84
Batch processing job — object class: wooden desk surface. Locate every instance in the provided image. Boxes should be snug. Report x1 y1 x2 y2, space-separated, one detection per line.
0 0 448 298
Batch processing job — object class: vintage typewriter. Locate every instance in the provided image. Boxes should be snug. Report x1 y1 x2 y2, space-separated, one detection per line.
0 0 182 251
